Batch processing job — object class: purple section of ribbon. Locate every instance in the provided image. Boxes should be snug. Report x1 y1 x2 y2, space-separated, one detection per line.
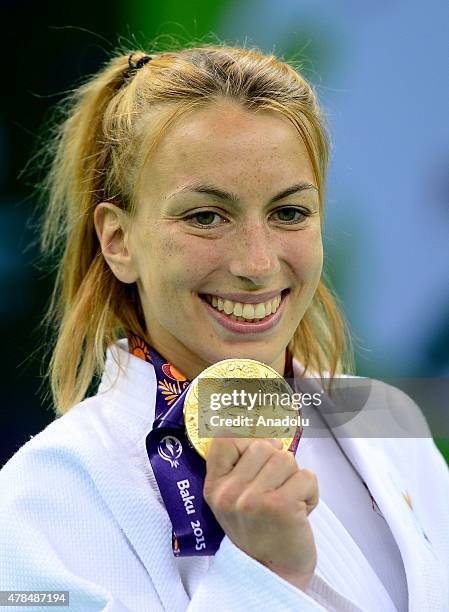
144 344 224 556
146 427 224 556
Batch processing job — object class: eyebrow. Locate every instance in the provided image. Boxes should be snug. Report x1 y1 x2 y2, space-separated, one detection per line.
166 181 318 204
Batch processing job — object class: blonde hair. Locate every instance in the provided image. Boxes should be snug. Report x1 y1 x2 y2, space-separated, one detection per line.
38 42 354 414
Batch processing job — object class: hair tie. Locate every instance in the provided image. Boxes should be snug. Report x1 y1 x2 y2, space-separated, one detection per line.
128 53 152 71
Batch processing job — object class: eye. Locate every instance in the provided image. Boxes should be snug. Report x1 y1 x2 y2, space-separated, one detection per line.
185 210 227 228
270 206 312 224
184 206 312 228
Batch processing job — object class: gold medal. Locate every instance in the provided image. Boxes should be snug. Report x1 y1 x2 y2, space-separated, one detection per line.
184 358 299 459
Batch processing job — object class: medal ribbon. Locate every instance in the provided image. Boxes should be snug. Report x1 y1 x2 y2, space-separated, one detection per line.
129 333 302 556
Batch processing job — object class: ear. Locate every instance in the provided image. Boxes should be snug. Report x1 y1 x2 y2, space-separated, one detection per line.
93 202 138 284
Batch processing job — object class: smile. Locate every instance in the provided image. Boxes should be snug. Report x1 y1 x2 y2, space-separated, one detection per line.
199 290 290 334
204 293 282 321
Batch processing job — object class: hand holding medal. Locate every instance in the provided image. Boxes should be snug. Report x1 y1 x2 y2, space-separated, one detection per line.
204 435 319 591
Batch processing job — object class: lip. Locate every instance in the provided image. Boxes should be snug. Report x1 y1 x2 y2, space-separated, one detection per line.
200 290 289 334
200 289 285 304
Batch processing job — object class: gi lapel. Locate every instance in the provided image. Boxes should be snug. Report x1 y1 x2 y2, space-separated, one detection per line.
308 500 397 611
294 365 448 612
87 423 192 611
96 348 192 611
337 436 447 612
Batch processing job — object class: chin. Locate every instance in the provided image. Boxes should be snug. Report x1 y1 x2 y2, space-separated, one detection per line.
207 343 282 366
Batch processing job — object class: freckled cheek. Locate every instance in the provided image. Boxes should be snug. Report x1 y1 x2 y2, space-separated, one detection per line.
283 233 323 281
156 240 223 294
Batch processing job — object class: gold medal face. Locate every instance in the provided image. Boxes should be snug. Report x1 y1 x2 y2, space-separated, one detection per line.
184 358 298 459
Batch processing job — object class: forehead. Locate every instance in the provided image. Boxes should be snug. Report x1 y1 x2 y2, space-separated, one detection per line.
137 100 316 198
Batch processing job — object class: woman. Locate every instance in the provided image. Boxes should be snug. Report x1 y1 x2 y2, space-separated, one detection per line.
1 44 448 611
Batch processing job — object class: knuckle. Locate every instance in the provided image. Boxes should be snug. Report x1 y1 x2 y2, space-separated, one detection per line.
248 439 270 455
269 449 297 472
266 449 288 471
213 481 240 513
206 437 224 459
235 491 258 514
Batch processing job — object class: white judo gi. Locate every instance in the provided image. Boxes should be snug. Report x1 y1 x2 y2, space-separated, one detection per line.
0 339 448 611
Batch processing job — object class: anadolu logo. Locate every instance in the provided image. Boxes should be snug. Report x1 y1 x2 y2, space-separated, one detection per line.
158 435 183 468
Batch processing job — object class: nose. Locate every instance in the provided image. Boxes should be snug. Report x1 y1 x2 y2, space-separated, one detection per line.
228 223 281 285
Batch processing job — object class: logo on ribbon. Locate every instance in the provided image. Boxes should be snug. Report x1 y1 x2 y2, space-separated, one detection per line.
158 435 183 468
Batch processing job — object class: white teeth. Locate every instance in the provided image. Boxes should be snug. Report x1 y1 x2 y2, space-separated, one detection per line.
242 303 255 319
223 299 234 315
205 293 284 321
254 303 266 319
233 302 243 317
